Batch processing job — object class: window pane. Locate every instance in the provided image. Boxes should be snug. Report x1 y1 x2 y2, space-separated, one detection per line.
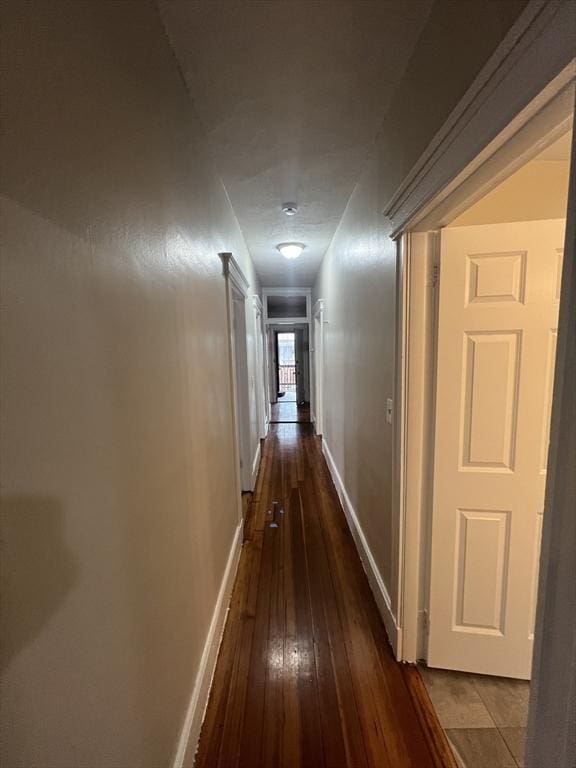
267 295 307 318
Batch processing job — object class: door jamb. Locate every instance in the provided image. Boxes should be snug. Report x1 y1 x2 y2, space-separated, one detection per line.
263 288 312 412
220 252 252 502
268 323 310 407
252 294 269 438
312 299 325 436
388 46 575 662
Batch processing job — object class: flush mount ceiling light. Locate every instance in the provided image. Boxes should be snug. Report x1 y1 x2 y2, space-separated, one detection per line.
277 242 305 260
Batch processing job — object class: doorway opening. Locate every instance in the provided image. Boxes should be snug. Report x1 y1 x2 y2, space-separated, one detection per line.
276 331 297 401
396 91 573 766
262 289 312 424
427 130 571 677
219 251 258 505
269 325 311 423
231 292 252 491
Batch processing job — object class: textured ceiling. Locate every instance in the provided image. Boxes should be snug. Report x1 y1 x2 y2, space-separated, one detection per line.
160 1 432 286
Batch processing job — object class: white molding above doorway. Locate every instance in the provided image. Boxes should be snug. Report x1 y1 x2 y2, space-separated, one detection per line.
219 251 249 296
383 0 575 238
262 287 311 325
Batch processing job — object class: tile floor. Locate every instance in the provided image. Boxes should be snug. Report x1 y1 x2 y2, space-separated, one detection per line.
419 667 530 768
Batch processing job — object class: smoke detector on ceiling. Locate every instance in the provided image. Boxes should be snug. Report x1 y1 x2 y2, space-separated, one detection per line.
281 202 298 216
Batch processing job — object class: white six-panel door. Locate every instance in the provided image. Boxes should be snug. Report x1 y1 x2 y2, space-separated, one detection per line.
427 219 565 679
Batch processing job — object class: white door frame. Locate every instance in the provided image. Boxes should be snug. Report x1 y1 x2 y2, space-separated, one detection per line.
252 294 269 438
391 56 575 666
262 288 312 410
312 299 325 435
267 323 310 405
385 1 575 762
220 252 252 498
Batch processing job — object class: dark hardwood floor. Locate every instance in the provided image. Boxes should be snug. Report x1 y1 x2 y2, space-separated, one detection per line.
270 400 310 423
195 423 450 768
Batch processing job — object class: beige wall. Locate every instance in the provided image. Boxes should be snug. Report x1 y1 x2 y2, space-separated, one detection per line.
452 159 571 226
313 0 528 619
0 2 259 767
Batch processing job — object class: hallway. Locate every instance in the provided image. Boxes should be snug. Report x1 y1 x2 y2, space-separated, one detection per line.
196 424 442 768
2 2 574 766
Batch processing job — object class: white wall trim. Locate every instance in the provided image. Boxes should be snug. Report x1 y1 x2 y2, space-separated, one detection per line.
395 232 439 663
322 438 401 655
312 300 325 436
312 298 325 316
383 1 576 237
219 251 249 296
251 440 261 488
262 287 311 324
172 521 243 768
219 252 252 495
252 295 268 440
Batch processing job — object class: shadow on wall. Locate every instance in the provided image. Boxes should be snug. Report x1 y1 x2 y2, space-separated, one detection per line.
0 496 78 672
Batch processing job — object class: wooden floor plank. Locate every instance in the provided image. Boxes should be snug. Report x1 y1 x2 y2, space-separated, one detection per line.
270 400 310 423
261 512 285 767
299 478 362 768
281 488 302 768
289 486 325 767
306 433 434 767
301 474 370 768
194 530 255 767
215 532 264 768
195 423 449 767
238 524 277 766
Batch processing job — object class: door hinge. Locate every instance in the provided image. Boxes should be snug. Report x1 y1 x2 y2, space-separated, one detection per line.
429 230 441 289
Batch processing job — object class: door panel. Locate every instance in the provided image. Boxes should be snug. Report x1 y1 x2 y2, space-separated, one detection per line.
295 328 306 403
455 509 511 632
466 251 526 304
427 219 565 679
461 331 521 470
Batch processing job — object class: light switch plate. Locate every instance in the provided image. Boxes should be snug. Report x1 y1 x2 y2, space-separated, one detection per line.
386 398 393 424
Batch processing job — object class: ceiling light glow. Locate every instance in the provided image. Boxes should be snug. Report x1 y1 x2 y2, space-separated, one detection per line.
277 242 305 260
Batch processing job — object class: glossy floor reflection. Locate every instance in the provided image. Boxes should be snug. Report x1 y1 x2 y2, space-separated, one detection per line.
270 400 310 423
195 424 441 767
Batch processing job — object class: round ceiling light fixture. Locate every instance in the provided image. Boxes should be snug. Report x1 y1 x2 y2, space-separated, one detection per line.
281 202 298 216
277 242 305 260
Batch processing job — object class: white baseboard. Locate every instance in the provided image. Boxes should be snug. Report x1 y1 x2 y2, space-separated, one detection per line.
250 440 261 490
322 439 402 656
172 520 243 768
